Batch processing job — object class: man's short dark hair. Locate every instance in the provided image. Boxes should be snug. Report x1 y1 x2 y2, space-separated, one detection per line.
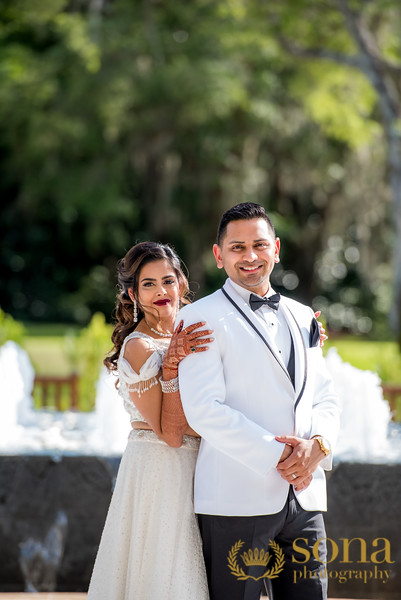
216 203 276 246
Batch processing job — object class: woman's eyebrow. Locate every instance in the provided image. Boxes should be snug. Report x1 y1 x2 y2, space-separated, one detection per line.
140 274 175 282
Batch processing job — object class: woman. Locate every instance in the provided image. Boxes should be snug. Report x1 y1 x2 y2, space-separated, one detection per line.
87 241 213 600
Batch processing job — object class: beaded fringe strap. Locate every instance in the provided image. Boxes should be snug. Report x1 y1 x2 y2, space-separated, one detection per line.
159 376 179 393
128 376 159 397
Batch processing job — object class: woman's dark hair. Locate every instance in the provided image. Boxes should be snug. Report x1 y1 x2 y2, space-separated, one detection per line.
104 242 190 373
216 202 275 246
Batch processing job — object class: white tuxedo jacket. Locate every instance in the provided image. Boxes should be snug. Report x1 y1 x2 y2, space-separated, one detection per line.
178 279 341 516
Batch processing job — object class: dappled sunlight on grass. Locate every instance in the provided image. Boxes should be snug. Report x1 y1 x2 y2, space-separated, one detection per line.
23 336 73 376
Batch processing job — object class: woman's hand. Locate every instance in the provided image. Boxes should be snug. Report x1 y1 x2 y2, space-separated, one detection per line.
163 321 214 371
314 311 328 347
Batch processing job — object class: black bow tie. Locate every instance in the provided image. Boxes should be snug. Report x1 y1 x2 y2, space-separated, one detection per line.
249 292 281 312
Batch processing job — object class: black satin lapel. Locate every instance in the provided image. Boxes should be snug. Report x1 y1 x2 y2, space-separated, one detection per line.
221 287 292 386
281 304 308 410
309 317 320 347
287 334 295 389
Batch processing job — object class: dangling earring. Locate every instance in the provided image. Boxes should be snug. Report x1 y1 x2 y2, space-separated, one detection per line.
133 299 138 323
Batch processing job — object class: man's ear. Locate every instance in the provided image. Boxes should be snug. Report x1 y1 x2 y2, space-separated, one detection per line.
213 244 224 269
274 237 281 263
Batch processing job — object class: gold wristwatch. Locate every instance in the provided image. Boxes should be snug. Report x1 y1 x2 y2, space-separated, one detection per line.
313 435 331 456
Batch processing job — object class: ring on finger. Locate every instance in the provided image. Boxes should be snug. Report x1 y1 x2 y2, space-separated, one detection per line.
190 347 196 352
291 473 296 480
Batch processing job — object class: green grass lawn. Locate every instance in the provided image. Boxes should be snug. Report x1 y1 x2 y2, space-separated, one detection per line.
23 336 74 376
22 322 80 376
22 321 112 411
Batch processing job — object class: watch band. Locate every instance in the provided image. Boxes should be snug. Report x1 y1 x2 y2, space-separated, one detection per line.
313 435 330 456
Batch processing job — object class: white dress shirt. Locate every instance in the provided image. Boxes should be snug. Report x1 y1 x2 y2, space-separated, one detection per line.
229 279 292 368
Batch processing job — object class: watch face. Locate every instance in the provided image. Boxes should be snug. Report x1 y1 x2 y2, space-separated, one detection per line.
319 437 330 454
322 437 331 451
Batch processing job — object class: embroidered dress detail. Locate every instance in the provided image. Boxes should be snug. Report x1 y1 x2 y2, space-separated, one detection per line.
128 428 201 450
116 331 170 424
126 375 159 397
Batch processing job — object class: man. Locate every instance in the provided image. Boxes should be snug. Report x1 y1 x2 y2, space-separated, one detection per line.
177 203 341 600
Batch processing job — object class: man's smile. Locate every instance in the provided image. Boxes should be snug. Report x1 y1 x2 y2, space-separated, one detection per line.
239 264 263 273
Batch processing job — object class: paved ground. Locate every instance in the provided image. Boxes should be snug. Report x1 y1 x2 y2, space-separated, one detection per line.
0 596 88 600
0 595 374 599
0 596 88 599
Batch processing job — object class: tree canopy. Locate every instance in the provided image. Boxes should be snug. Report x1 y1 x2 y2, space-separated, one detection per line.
0 0 398 341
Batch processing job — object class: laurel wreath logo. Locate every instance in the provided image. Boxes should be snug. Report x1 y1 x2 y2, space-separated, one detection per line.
227 539 285 581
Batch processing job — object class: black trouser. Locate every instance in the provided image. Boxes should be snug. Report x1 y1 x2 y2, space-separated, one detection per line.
197 489 327 600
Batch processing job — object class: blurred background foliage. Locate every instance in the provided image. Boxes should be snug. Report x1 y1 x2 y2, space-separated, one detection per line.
0 307 26 346
1 0 400 343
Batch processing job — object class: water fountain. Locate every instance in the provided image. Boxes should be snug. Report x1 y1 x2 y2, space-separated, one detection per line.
325 348 401 463
0 340 400 596
0 340 130 457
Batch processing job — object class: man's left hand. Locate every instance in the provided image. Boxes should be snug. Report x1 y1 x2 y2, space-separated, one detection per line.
275 435 325 490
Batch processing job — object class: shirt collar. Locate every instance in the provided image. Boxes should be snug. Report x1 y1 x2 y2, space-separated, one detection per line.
228 278 276 306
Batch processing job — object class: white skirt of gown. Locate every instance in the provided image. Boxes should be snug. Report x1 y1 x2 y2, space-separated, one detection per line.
87 429 209 600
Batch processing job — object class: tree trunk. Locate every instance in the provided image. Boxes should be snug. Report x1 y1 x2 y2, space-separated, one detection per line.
335 0 401 344
387 128 401 347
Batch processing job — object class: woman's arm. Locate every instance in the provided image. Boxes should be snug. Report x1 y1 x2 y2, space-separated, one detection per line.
125 323 213 447
124 337 176 441
160 363 193 445
159 320 214 445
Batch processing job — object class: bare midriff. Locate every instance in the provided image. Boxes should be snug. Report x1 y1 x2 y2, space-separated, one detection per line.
131 420 200 438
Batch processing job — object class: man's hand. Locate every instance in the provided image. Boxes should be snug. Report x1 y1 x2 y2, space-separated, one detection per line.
277 443 293 464
275 435 325 491
276 443 312 491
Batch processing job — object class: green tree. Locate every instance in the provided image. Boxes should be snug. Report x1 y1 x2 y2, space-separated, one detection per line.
261 0 401 342
0 0 394 342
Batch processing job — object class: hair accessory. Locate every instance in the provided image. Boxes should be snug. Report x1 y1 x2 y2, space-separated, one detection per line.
159 376 179 393
133 299 138 323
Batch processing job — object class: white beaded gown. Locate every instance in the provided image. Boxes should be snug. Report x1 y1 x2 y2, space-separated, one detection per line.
87 332 209 600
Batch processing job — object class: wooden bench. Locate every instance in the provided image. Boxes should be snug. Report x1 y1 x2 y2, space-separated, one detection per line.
34 374 79 411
